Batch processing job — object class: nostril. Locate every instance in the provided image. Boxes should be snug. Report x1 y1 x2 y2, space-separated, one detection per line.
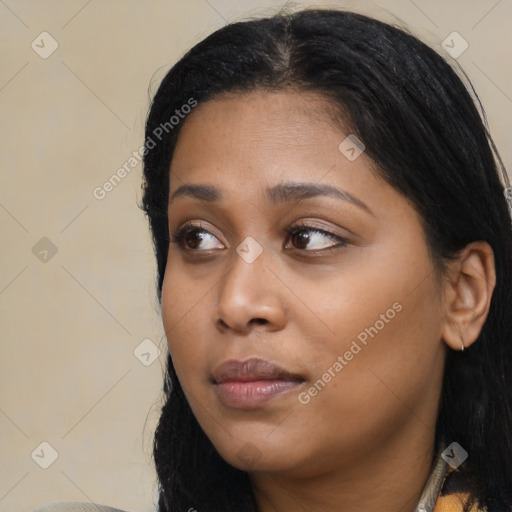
216 317 269 330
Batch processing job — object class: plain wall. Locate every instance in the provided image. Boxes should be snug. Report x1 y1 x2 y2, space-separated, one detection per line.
1 1 510 511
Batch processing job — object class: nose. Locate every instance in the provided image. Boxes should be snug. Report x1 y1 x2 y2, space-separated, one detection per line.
213 246 287 334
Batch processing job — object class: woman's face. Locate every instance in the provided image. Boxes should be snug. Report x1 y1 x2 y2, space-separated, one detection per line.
161 90 447 477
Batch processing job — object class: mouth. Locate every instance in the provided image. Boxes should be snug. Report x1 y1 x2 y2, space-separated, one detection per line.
212 357 305 409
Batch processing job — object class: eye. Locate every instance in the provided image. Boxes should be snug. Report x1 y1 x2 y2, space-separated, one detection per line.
170 221 348 254
170 222 224 251
284 222 348 253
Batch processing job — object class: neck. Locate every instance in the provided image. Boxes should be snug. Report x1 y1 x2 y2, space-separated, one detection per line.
251 425 437 512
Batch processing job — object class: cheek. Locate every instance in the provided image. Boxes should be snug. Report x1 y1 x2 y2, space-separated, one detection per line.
291 298 444 465
320 286 442 421
161 268 204 371
298 243 444 411
292 244 430 356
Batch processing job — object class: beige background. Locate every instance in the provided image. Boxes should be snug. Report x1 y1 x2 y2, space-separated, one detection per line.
1 1 510 511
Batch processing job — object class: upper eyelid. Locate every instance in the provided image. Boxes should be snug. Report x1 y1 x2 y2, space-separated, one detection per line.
173 221 342 237
286 222 342 238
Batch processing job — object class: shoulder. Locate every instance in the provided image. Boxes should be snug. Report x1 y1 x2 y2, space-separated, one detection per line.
30 502 138 512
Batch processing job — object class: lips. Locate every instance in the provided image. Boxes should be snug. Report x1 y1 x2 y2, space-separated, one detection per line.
212 358 305 409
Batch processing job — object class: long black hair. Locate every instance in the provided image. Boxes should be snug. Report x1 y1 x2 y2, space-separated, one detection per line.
141 8 512 512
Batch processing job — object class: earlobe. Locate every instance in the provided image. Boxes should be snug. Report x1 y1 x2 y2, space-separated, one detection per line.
441 241 496 351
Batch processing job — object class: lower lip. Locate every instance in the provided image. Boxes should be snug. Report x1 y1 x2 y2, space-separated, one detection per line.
215 379 303 409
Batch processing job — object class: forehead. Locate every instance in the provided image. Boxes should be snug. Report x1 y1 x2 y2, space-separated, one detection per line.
169 90 358 182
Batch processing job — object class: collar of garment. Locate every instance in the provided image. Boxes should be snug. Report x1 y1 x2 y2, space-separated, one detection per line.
416 450 481 512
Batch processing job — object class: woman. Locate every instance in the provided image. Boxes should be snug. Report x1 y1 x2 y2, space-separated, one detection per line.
33 6 512 512
142 7 512 512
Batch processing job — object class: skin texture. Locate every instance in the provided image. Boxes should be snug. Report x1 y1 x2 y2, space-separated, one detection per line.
161 90 496 512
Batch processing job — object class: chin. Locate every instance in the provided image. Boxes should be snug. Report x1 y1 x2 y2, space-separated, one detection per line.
210 432 309 474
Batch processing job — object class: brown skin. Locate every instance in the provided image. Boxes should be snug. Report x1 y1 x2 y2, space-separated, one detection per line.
161 90 495 512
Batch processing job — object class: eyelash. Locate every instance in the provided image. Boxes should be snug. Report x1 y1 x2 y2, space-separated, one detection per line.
169 221 348 255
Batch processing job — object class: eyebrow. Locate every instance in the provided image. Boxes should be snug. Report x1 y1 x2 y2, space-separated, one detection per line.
169 181 373 215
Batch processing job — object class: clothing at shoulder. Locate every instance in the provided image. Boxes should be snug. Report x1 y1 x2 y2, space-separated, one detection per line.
433 464 483 512
434 493 482 512
31 502 136 512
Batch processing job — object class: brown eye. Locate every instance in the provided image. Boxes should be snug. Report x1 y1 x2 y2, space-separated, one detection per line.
183 229 203 249
170 224 224 251
284 224 348 252
290 230 310 249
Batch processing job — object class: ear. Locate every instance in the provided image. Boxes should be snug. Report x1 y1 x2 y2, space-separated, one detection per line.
441 241 496 351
